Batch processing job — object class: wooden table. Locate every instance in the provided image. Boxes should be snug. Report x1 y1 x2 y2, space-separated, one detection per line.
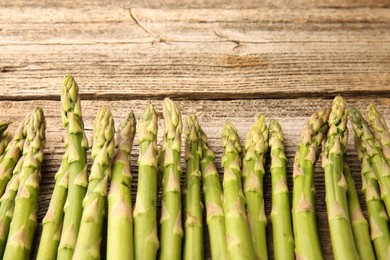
1 0 389 258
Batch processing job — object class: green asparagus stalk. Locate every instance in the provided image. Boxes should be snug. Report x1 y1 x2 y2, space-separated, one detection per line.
0 155 24 257
367 103 390 165
183 115 203 260
350 107 390 216
37 152 69 260
292 107 329 260
159 98 183 260
0 121 10 159
322 96 359 260
107 112 136 260
0 115 30 197
355 138 390 260
3 107 46 260
134 103 159 260
73 106 115 260
242 115 268 260
0 118 29 256
73 106 115 259
222 121 255 260
200 128 228 259
58 74 89 260
269 119 294 260
343 161 375 260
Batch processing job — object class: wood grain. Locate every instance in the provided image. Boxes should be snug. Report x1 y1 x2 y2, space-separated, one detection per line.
0 7 389 100
0 98 388 259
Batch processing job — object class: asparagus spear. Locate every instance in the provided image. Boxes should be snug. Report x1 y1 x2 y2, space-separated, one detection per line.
3 107 46 260
37 153 69 260
200 128 228 259
343 161 375 260
73 106 115 260
0 126 11 162
0 118 30 256
269 119 294 260
159 98 183 260
242 115 268 260
38 95 71 260
183 115 203 260
107 112 136 260
292 107 329 260
0 116 30 197
0 155 24 257
322 96 359 260
355 138 390 260
0 122 10 135
222 121 255 260
367 103 390 165
58 74 89 260
134 103 159 260
350 107 390 216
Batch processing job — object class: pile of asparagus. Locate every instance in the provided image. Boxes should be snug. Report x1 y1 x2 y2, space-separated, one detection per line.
0 74 388 260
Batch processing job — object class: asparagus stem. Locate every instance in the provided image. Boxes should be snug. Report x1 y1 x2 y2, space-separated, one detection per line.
269 119 294 260
352 110 390 260
343 161 375 260
200 129 228 259
367 103 390 165
107 112 136 260
37 153 69 260
134 103 159 260
292 107 329 260
0 155 24 257
350 107 390 216
183 115 203 260
0 115 30 197
222 121 256 260
242 115 268 260
159 98 183 260
73 106 115 260
3 107 46 260
322 96 359 260
58 74 89 260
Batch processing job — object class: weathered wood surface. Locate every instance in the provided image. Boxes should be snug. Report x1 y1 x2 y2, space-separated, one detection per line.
1 6 389 100
0 0 389 259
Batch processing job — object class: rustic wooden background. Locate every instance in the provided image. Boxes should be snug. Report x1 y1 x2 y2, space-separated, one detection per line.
1 0 389 259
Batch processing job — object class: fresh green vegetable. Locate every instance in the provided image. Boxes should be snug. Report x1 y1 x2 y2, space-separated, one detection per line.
3 107 46 260
183 115 203 260
292 107 329 260
107 112 136 260
269 119 294 260
159 98 183 260
221 121 255 260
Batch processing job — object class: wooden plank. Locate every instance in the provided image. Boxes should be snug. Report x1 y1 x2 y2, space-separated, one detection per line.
1 97 388 258
0 0 388 9
1 7 389 100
